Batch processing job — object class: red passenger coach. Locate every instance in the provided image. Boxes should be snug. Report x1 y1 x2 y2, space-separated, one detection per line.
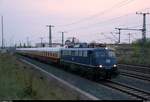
16 47 61 63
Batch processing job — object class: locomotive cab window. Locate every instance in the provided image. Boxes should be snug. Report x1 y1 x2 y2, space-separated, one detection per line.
95 51 106 58
108 50 116 58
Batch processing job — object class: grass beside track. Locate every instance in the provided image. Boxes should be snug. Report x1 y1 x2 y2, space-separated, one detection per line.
0 53 79 100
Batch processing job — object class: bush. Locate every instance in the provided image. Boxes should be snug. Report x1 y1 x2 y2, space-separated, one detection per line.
118 38 150 66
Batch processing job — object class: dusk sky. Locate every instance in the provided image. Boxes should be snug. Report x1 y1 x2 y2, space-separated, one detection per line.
0 0 150 46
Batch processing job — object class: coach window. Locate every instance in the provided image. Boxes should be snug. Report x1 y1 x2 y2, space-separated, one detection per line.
63 50 67 55
79 51 82 56
62 51 65 55
65 51 67 55
63 51 65 55
75 51 78 56
66 51 69 55
83 51 87 57
71 51 75 56
69 51 71 55
64 51 67 55
66 51 68 55
55 53 57 57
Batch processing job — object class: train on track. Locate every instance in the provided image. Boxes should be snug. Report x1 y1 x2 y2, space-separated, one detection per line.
16 47 118 79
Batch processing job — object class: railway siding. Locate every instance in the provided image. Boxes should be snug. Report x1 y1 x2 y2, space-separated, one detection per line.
118 64 150 75
111 75 150 96
119 69 150 82
102 81 150 101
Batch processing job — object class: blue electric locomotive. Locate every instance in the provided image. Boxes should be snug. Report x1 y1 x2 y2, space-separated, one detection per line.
60 47 118 79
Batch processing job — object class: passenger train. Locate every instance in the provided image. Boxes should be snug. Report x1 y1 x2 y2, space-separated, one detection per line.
16 47 118 79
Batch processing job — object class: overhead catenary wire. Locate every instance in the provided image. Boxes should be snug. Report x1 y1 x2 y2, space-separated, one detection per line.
66 13 135 32
65 7 150 32
57 0 136 27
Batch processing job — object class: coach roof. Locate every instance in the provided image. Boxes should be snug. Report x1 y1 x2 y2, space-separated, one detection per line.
16 47 63 52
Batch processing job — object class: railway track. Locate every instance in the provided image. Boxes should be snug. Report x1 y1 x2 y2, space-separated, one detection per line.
18 55 139 100
119 64 150 69
119 69 150 82
101 80 150 101
118 64 150 75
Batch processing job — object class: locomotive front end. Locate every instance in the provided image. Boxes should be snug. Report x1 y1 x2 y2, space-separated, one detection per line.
94 48 118 79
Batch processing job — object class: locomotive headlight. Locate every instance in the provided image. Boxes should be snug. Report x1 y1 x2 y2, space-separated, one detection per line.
113 64 117 67
99 65 103 68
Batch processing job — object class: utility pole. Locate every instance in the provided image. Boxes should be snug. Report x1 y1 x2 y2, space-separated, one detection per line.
46 25 54 47
59 31 67 47
1 16 4 49
128 33 131 44
110 32 118 43
115 28 142 44
19 41 22 48
61 32 64 47
136 12 150 43
26 37 29 47
40 37 43 47
115 28 121 44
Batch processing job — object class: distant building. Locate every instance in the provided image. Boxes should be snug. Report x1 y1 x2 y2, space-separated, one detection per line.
52 43 62 47
35 42 62 47
35 42 49 47
74 43 88 48
88 43 106 48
